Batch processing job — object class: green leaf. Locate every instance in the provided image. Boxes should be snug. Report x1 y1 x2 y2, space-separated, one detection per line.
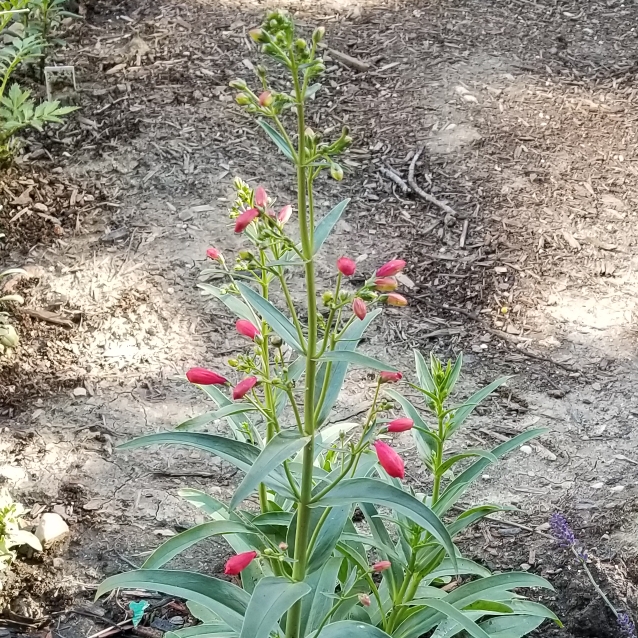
415 351 436 394
464 601 513 614
176 404 258 432
257 120 294 161
237 282 304 353
96 570 249 632
166 624 236 638
315 309 381 426
307 506 350 573
478 616 545 637
446 505 509 538
418 599 491 638
200 385 249 441
309 621 392 638
230 431 308 509
251 511 293 529
435 428 547 516
437 450 497 476
179 489 226 517
187 601 223 623
313 199 349 255
301 558 342 635
143 521 256 569
319 350 398 372
311 479 456 567
239 577 310 638
421 558 491 586
198 284 257 323
447 377 510 435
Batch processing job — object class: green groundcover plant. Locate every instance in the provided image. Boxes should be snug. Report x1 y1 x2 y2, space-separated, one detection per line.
97 13 559 638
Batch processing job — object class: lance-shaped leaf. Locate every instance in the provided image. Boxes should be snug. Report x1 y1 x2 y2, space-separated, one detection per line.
308 621 393 638
200 384 250 441
417 599 491 638
258 120 295 161
166 625 236 638
310 478 456 567
143 521 257 569
300 558 342 635
176 404 258 432
230 431 308 509
447 377 510 435
96 570 249 632
478 616 546 637
319 350 399 372
236 282 304 353
239 577 310 638
199 284 257 323
313 198 349 255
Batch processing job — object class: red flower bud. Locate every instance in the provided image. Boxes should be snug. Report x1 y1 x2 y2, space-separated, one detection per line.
376 259 406 278
337 256 356 277
258 92 273 107
255 186 268 208
387 418 413 433
373 440 405 479
358 593 371 607
186 367 228 386
233 376 258 400
372 560 392 572
374 277 398 292
380 371 402 384
386 293 408 307
236 320 260 340
224 550 258 575
352 297 367 320
278 204 292 224
206 247 221 260
235 208 259 233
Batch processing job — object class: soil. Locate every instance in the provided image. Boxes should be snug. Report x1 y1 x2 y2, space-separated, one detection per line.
2 0 638 636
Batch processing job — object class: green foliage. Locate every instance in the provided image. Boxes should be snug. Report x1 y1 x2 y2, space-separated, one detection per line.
98 11 557 638
0 488 41 576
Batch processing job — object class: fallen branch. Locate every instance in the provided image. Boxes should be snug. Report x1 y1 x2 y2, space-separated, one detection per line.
408 147 460 217
327 48 371 72
21 308 74 328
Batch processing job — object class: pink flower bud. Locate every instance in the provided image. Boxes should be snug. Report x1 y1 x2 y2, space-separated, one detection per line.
376 259 406 278
258 92 273 107
236 320 260 340
278 204 292 224
373 440 405 479
235 208 259 233
386 293 408 307
372 560 392 572
387 418 414 433
352 298 367 320
255 186 268 208
233 376 258 400
186 367 228 386
358 593 371 607
337 256 356 277
374 277 397 292
206 247 221 260
279 542 288 551
380 371 402 384
224 550 258 575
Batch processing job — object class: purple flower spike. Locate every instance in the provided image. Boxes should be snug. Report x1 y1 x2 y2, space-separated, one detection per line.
549 513 576 548
618 613 636 638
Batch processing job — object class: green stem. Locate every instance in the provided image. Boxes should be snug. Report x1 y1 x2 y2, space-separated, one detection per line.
431 404 445 505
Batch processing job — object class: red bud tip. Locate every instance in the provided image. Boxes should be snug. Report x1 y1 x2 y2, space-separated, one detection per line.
373 440 405 479
337 256 356 277
358 594 371 607
372 560 392 572
380 371 402 384
376 259 406 278
254 186 268 208
386 293 408 307
186 367 228 386
235 208 259 233
258 92 273 107
278 204 293 224
352 297 367 320
224 550 258 575
206 247 221 260
374 277 398 292
387 418 414 433
233 376 258 400
236 320 260 340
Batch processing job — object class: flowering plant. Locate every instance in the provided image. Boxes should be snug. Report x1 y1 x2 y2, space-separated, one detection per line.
98 13 558 638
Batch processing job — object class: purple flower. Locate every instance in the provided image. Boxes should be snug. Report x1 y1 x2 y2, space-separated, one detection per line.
549 513 576 548
618 613 636 638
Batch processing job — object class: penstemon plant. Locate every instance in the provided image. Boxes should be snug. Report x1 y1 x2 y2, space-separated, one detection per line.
98 12 559 638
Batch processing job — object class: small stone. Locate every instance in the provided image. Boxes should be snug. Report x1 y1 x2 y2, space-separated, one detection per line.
53 557 64 569
535 522 550 532
169 617 184 626
178 210 194 221
520 563 531 571
520 445 533 455
591 482 604 489
35 513 69 546
481 474 491 480
33 202 48 213
73 387 87 397
610 485 625 493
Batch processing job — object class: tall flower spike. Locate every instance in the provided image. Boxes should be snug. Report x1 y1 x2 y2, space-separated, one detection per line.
186 367 228 386
549 512 576 548
373 440 405 479
352 298 367 320
224 551 258 575
618 613 636 638
376 259 406 278
235 208 259 233
337 256 356 277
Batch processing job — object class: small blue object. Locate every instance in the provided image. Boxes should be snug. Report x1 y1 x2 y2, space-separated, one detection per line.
129 600 149 627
